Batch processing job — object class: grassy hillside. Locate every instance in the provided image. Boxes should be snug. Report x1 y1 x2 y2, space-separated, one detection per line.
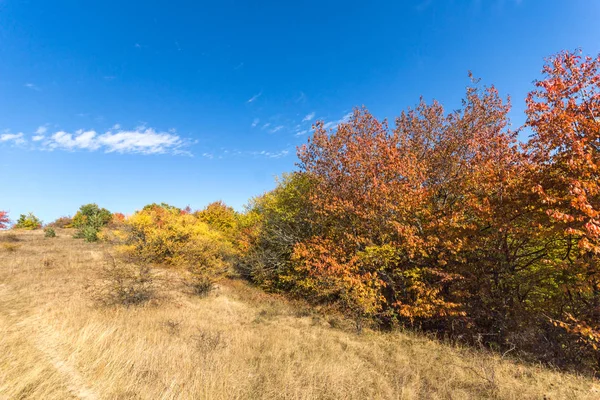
1 230 599 399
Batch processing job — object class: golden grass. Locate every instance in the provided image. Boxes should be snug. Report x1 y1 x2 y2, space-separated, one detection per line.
1 229 599 399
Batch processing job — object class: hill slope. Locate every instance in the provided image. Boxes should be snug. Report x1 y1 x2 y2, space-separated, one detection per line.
0 230 598 399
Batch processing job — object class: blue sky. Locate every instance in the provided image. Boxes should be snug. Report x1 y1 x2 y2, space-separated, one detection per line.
1 0 599 223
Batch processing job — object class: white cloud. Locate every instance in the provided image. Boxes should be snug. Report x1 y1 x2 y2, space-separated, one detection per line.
295 92 306 103
251 150 289 159
302 112 315 122
32 125 48 141
42 126 187 155
323 112 352 130
49 130 99 151
0 132 25 145
251 118 260 128
97 129 180 154
24 83 41 91
247 91 262 103
199 147 290 160
270 125 284 133
262 123 271 129
295 129 310 136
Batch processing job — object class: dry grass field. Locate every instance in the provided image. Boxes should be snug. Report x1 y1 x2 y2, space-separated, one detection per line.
1 229 599 399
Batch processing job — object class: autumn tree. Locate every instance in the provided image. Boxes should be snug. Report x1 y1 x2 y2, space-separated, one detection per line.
0 211 9 229
237 49 600 371
196 201 239 241
526 50 600 366
295 78 527 328
14 213 42 230
237 173 317 288
294 81 563 345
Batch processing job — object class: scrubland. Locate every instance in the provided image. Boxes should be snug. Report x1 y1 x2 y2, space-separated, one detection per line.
1 229 599 400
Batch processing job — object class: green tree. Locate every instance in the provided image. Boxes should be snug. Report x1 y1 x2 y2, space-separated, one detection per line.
14 213 42 230
73 203 112 242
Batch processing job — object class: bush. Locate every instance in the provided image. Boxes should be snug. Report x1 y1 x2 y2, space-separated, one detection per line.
196 201 239 240
94 254 155 307
185 273 215 297
44 227 56 238
13 213 42 230
72 204 112 242
105 204 236 291
47 216 73 228
237 172 316 288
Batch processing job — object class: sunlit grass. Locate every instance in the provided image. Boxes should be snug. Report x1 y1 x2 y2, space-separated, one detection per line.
0 229 598 399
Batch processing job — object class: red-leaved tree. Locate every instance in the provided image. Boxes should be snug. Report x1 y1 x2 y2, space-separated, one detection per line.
526 50 600 363
0 211 9 229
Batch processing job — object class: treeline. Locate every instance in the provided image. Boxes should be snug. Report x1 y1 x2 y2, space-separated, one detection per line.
239 50 600 373
2 50 599 373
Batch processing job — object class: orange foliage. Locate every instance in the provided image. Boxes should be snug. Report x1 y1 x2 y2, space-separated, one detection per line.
294 78 522 325
526 50 600 362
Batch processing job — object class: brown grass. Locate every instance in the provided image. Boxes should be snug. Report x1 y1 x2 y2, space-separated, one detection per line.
0 229 599 399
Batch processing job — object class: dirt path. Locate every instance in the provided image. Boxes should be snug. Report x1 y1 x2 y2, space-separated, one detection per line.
0 233 101 400
24 316 100 400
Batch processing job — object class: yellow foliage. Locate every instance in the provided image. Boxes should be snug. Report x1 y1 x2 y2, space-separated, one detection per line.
104 205 236 280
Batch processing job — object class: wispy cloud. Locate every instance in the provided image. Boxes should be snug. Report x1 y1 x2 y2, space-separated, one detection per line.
295 129 310 137
251 118 260 128
199 147 291 160
270 125 284 133
234 62 244 70
261 123 271 130
302 112 315 122
323 112 353 130
40 126 188 155
247 91 262 103
24 83 41 91
295 92 307 103
250 149 289 159
0 132 25 145
32 125 48 141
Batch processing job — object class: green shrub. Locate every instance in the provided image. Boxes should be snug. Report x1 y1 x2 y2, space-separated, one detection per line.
72 204 112 242
186 273 215 297
44 227 56 238
13 213 42 230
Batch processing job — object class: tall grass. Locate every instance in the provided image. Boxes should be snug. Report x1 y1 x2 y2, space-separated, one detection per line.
0 229 598 399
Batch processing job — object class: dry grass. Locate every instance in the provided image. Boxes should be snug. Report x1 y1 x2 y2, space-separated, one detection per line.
1 229 599 399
